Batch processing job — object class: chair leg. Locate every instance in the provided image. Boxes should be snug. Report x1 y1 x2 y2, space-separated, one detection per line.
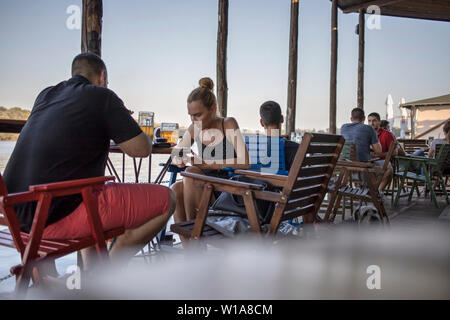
394 174 407 207
423 166 439 208
408 181 416 202
438 175 450 205
14 266 32 298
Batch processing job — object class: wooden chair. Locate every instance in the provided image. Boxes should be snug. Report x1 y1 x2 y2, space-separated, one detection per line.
394 144 450 208
170 132 344 240
322 142 357 221
0 174 124 296
324 142 397 223
435 144 450 186
397 139 429 155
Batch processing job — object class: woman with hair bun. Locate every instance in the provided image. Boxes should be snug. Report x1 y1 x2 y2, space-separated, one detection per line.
171 77 249 236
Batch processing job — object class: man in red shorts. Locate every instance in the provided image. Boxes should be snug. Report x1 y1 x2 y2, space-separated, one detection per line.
368 112 398 191
3 53 175 267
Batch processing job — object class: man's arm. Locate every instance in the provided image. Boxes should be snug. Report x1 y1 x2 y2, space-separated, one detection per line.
118 132 152 158
372 142 383 157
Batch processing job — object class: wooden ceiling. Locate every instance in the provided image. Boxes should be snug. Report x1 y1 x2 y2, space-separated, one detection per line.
336 0 450 22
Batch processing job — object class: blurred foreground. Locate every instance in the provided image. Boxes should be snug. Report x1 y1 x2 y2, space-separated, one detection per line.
23 222 450 300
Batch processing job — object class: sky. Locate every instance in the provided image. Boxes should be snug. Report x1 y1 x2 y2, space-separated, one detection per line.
0 0 449 131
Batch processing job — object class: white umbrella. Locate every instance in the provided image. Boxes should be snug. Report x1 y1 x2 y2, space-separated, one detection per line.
386 94 394 128
399 98 407 138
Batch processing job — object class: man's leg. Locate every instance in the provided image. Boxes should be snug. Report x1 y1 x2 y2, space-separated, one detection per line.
81 186 176 268
379 165 393 192
108 189 176 261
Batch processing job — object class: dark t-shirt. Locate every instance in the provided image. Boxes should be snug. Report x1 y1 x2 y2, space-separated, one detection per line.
3 75 142 233
340 122 378 162
284 139 299 171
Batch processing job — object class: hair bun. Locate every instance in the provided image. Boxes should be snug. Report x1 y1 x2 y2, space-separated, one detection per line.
199 77 214 91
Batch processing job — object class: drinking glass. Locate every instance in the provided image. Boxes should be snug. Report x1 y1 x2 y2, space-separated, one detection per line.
138 111 154 140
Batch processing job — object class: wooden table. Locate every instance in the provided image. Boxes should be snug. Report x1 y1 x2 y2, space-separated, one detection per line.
325 160 388 223
108 144 173 183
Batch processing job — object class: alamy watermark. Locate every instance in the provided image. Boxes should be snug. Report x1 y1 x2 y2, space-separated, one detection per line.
366 265 381 290
65 265 81 290
66 5 81 30
366 5 381 30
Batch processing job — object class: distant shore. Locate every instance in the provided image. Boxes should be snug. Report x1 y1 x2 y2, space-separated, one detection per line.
0 106 30 141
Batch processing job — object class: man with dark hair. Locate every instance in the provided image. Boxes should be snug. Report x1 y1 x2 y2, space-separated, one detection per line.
380 120 390 131
368 112 396 157
3 53 175 267
259 101 299 170
340 108 382 163
367 112 397 191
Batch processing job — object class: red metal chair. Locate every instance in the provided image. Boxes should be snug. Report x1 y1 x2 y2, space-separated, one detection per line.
0 173 124 296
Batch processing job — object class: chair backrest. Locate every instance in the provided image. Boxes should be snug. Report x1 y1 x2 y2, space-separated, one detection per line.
0 172 9 225
434 144 450 173
0 172 25 254
245 135 288 175
397 139 428 154
338 142 357 161
273 132 344 225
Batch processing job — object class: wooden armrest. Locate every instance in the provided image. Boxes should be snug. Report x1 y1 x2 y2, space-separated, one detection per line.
234 170 287 187
394 155 434 163
180 172 264 190
1 190 40 206
337 160 374 168
29 176 115 192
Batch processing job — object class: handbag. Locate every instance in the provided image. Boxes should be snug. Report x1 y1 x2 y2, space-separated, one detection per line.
210 175 276 225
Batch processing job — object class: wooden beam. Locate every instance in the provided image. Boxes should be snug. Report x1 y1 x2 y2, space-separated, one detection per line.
357 10 365 109
216 0 229 117
81 0 103 56
342 0 406 13
0 119 26 134
329 0 338 134
286 0 300 136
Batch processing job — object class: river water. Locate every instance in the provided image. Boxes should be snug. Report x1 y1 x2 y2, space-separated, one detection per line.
0 141 174 185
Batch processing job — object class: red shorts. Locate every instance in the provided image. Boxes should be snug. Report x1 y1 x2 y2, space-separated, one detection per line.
42 182 171 240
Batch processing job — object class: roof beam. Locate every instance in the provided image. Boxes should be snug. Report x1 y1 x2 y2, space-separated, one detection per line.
342 0 406 13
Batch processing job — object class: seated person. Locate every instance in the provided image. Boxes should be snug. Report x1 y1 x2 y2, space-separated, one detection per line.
3 53 175 268
170 78 250 236
428 120 450 158
380 119 406 156
258 101 299 171
340 108 385 192
380 120 390 131
341 108 382 162
368 112 398 191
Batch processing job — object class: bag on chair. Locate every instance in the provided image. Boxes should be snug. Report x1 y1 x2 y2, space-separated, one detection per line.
210 175 277 225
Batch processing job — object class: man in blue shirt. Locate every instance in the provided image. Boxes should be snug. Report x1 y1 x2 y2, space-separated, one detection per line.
340 108 382 162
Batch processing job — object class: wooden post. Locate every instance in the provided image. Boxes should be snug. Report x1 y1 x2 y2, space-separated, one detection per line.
329 0 338 134
357 9 365 109
217 0 229 117
286 0 300 136
81 0 103 56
